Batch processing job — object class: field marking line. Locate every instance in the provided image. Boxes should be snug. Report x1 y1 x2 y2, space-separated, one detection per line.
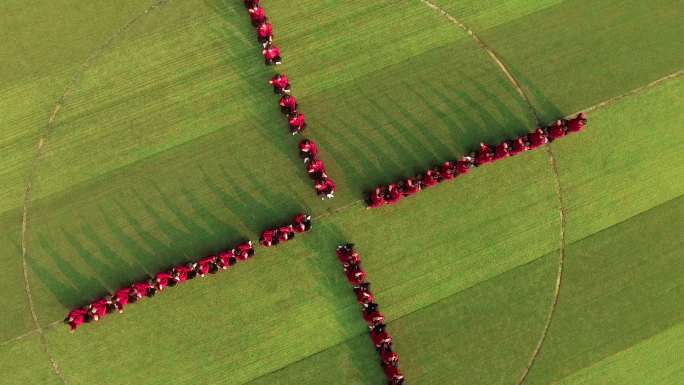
17 1 169 383
418 0 540 125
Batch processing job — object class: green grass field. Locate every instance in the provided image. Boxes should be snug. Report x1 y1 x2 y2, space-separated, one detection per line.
1 0 682 384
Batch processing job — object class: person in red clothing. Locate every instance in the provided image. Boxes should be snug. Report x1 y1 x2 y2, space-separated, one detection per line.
440 161 455 180
362 307 385 327
380 348 399 367
400 177 420 196
456 156 474 174
475 142 494 166
292 213 312 233
131 280 155 300
277 225 295 242
235 241 254 260
345 264 366 286
354 283 374 305
262 42 281 65
89 298 111 321
384 365 405 385
547 119 565 141
244 0 259 8
155 271 174 291
248 4 265 26
288 111 306 134
269 73 290 94
298 139 317 162
65 308 89 332
306 159 327 179
367 186 385 208
510 136 529 155
315 177 335 199
279 94 297 115
260 229 278 247
113 288 131 313
370 324 392 350
420 168 439 188
173 264 194 283
494 141 511 160
217 250 237 269
528 127 547 149
256 19 272 47
196 256 218 277
565 112 586 133
384 183 402 205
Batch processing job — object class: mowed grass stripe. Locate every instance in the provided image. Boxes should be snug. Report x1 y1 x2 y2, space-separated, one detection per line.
555 321 684 385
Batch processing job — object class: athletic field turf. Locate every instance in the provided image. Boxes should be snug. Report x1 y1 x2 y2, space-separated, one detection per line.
1 0 682 384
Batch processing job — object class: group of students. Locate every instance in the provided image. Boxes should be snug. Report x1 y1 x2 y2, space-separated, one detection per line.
260 213 312 247
64 241 255 332
367 113 587 208
245 1 336 199
336 244 405 385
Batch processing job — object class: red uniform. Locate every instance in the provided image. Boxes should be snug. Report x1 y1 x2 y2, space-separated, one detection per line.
370 330 392 349
346 266 366 286
385 184 402 205
197 256 216 276
362 309 385 326
368 187 385 208
384 365 404 383
299 139 317 161
262 45 281 64
528 128 547 149
292 213 311 233
421 169 438 187
90 298 110 320
355 289 374 304
173 264 193 282
288 113 306 134
566 113 586 133
440 161 455 180
278 225 294 242
315 178 335 198
260 229 276 247
235 241 254 260
547 120 565 141
279 94 297 114
456 157 473 174
494 142 510 160
402 178 420 196
256 22 272 40
132 281 152 299
380 350 399 366
248 6 265 24
66 308 88 331
510 137 529 155
155 272 173 291
114 288 131 310
476 143 493 166
306 159 326 177
217 250 236 269
269 74 289 93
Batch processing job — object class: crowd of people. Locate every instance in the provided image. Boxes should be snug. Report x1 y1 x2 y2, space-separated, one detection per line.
260 213 312 247
64 240 255 332
336 244 405 385
245 1 336 199
367 113 587 208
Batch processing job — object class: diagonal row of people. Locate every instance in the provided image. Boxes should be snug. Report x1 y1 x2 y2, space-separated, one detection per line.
244 2 337 199
64 240 255 332
367 113 587 208
260 213 312 247
336 244 405 385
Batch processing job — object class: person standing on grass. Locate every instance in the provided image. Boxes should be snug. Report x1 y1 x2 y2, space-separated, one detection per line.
510 136 529 155
528 127 547 149
367 186 385 208
475 142 494 166
256 19 273 47
248 4 265 26
269 73 290 94
298 139 317 162
456 155 474 174
565 112 586 133
306 158 327 180
65 308 89 332
547 119 566 141
288 111 306 134
279 94 297 115
260 229 277 247
262 42 282 65
235 241 255 260
292 213 312 233
494 141 510 160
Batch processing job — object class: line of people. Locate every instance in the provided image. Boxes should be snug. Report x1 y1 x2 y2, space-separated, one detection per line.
260 213 312 247
245 2 336 199
367 113 587 208
336 244 405 385
64 241 255 332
